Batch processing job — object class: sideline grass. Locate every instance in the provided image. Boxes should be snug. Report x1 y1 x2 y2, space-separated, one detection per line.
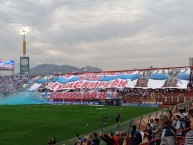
0 105 160 145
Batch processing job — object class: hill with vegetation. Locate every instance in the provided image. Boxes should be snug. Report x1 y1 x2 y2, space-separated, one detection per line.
29 64 102 75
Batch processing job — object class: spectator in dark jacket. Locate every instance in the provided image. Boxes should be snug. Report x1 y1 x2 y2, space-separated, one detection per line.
185 110 193 145
99 131 114 145
131 125 142 145
91 132 100 145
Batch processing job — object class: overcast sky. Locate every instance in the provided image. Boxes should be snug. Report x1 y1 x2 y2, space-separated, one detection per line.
0 0 193 73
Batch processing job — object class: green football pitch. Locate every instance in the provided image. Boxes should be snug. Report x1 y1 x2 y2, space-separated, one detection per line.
0 105 160 145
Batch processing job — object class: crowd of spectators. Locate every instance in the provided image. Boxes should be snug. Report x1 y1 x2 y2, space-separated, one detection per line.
73 124 143 145
0 75 31 96
120 88 192 99
141 104 193 145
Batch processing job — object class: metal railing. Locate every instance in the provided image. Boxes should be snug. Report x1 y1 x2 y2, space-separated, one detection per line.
140 127 191 145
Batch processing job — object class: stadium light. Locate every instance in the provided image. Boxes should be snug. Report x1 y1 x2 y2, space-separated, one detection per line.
20 26 29 56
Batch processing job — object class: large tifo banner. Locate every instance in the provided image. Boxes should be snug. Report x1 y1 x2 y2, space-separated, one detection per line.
46 67 191 91
0 60 14 70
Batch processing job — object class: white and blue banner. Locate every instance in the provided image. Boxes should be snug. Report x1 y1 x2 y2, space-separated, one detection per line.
45 67 190 91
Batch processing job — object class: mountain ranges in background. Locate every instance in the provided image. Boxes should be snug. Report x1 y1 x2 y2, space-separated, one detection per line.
29 64 102 76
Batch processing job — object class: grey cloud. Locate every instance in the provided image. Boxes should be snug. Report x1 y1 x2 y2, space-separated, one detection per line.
0 0 193 73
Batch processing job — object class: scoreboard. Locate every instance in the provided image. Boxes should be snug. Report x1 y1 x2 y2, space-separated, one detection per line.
0 60 14 70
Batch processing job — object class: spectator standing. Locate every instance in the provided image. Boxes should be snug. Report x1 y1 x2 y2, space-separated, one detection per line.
152 118 163 145
184 116 191 129
114 131 121 145
91 132 100 145
144 123 153 144
175 115 183 136
159 114 176 145
185 110 193 145
99 131 114 145
130 125 142 145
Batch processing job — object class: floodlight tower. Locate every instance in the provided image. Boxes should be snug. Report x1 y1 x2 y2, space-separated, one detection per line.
20 26 29 56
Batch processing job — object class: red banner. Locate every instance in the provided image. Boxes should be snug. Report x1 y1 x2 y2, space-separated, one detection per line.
48 79 128 91
51 92 109 99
